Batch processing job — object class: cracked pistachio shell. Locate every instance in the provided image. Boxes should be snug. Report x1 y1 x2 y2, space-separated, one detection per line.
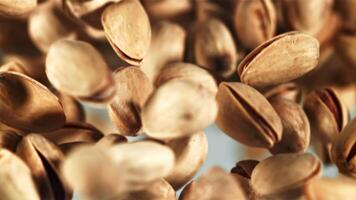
264 83 303 103
251 153 321 198
331 118 356 178
108 141 175 187
63 145 125 200
0 72 65 132
165 131 208 190
0 148 40 200
179 167 247 200
96 133 127 148
141 21 186 82
0 130 21 152
335 33 356 68
142 80 217 140
57 93 86 123
108 67 153 136
29 2 76 53
231 160 259 179
270 98 310 154
102 0 151 65
303 88 348 143
155 62 217 95
238 32 319 87
46 39 116 103
194 18 237 78
234 0 277 49
216 82 282 148
16 134 72 200
0 0 37 17
305 177 356 199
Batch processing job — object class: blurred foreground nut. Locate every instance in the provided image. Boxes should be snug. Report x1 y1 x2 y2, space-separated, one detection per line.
0 148 40 200
179 167 247 200
141 21 186 82
155 62 217 95
238 32 319 87
102 0 151 65
306 176 356 199
16 134 72 200
0 72 65 132
108 67 153 136
331 117 356 178
165 131 208 190
269 98 310 154
0 0 37 17
194 18 237 78
46 39 116 103
216 82 282 148
251 153 321 199
62 145 125 200
142 80 217 140
303 88 348 144
234 0 277 49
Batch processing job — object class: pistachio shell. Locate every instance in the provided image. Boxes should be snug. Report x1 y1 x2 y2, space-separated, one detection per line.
0 0 37 17
96 133 127 147
0 72 65 132
0 148 40 200
335 33 356 68
0 61 28 75
165 131 208 190
238 32 319 87
264 83 303 103
108 67 153 136
46 39 116 103
142 0 193 20
231 160 259 179
251 153 321 198
102 0 151 65
142 80 217 140
0 130 21 152
57 93 86 123
306 177 356 199
64 0 121 17
216 82 282 148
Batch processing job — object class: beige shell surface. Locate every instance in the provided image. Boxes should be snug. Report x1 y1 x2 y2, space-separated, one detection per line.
0 0 37 17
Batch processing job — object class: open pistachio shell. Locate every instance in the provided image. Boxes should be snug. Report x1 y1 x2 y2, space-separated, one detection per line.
0 0 37 17
251 153 321 198
303 88 348 144
238 32 319 87
216 82 282 148
108 67 153 136
331 117 356 178
0 148 40 200
0 130 21 152
102 0 151 65
142 80 217 140
16 134 72 200
46 39 116 103
0 72 65 132
165 131 208 190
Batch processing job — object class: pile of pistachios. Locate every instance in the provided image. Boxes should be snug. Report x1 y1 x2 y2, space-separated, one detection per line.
0 0 356 199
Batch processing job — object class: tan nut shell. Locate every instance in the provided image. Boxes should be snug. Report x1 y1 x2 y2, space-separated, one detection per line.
0 0 37 17
306 177 356 200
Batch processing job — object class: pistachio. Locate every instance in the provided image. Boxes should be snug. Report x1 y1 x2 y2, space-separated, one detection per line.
0 130 21 152
0 72 65 132
306 177 356 199
336 0 356 32
303 88 348 144
194 18 237 78
101 0 151 65
141 21 186 82
108 67 153 136
251 153 321 199
46 39 116 103
165 131 208 190
179 167 247 200
64 0 121 18
0 0 37 17
56 93 86 123
0 61 28 75
234 0 277 49
335 33 356 68
142 0 193 21
264 83 303 103
96 133 127 148
155 62 217 95
0 148 40 200
331 117 356 178
238 32 319 87
231 160 259 199
269 98 310 154
142 80 217 140
216 82 282 148
16 134 72 200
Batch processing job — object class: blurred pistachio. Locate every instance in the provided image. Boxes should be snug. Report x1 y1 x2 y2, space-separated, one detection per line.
238 32 319 87
0 148 40 200
142 80 217 140
165 131 208 190
335 33 356 68
0 130 21 152
0 0 37 17
96 133 127 148
141 21 186 82
336 0 356 32
142 0 193 22
64 0 121 18
0 61 28 75
216 82 282 148
46 39 116 103
16 134 72 200
0 72 65 132
102 0 151 65
234 0 277 49
108 67 153 136
264 83 303 103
